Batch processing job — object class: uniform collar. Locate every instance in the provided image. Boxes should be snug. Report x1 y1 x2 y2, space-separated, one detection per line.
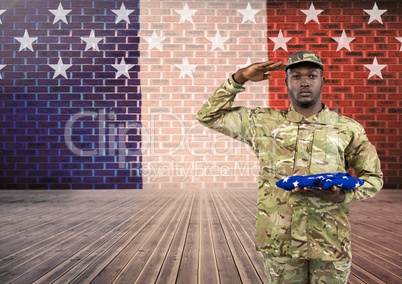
284 104 334 125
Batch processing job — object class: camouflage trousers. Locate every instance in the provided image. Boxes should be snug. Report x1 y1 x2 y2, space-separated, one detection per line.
263 253 351 284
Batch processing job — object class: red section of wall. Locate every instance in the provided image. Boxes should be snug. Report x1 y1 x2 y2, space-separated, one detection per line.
266 0 401 189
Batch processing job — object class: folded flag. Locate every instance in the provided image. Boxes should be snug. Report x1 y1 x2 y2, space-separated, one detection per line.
276 172 364 191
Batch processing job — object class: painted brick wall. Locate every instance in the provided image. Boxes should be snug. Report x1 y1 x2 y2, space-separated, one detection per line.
0 0 142 189
1 0 401 190
266 0 401 189
140 0 401 190
139 0 267 190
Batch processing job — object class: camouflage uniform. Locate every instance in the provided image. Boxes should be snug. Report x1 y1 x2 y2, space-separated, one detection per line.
196 76 383 263
263 253 351 283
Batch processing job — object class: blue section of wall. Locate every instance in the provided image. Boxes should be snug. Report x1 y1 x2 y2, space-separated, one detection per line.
0 0 142 189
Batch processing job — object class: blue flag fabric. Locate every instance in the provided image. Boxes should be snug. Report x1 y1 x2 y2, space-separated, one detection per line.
276 172 365 191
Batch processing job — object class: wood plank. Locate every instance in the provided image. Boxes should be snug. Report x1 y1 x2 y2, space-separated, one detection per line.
351 243 402 283
2 191 151 283
32 191 158 283
155 189 196 283
351 233 401 267
111 190 189 283
347 272 368 284
0 189 400 284
349 263 387 284
211 188 264 283
54 190 174 283
0 191 134 239
84 190 183 284
134 190 193 283
176 189 201 283
205 188 242 284
198 189 221 283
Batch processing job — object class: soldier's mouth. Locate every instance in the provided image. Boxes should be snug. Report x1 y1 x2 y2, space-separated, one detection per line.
298 89 312 96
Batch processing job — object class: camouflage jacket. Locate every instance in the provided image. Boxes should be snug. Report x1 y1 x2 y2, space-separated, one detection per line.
197 76 383 260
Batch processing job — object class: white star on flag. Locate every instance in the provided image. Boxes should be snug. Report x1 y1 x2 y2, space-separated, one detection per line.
49 57 72 79
238 57 252 69
207 30 229 51
332 30 355 52
144 30 166 51
112 57 135 79
364 2 387 24
112 3 135 24
175 3 197 24
301 3 324 24
15 30 38 52
0 64 5 79
364 57 387 79
237 3 260 24
80 30 103 52
175 57 197 79
293 181 299 188
49 3 72 25
269 29 292 52
395 37 402 51
0 9 6 24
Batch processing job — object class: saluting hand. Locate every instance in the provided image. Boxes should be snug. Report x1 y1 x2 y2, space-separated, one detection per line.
233 60 285 84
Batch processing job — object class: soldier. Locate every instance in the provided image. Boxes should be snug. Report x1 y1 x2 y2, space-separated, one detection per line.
197 50 383 283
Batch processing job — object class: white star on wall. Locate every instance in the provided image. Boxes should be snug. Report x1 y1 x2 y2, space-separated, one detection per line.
112 3 135 24
301 3 324 24
332 30 355 52
395 37 402 51
49 57 72 79
81 30 103 52
237 3 260 24
49 3 72 25
364 2 387 24
175 3 197 24
15 30 38 52
269 29 292 52
207 30 229 51
364 57 387 79
0 10 6 24
175 57 197 79
237 57 252 69
144 30 166 51
0 65 5 79
112 57 135 79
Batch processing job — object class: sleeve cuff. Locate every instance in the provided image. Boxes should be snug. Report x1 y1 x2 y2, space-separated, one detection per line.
343 190 354 203
227 75 246 92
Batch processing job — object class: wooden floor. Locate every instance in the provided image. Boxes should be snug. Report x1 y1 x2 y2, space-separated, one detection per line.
0 188 400 284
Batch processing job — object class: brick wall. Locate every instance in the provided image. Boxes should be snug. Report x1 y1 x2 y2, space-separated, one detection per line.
140 0 401 190
139 0 267 190
0 0 142 189
1 0 401 189
266 0 401 189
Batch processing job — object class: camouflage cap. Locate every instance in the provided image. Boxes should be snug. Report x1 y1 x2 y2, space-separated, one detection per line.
285 50 324 71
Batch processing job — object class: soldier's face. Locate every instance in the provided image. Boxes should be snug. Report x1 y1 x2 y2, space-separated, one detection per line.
286 63 324 109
